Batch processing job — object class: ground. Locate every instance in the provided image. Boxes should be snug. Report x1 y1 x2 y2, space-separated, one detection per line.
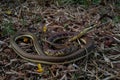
0 0 120 80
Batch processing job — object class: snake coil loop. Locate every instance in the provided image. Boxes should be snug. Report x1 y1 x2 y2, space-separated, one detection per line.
10 32 94 64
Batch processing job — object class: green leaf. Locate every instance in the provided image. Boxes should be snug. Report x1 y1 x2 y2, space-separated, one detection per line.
2 21 15 35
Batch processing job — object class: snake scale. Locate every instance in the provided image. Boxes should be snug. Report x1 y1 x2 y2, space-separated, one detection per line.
44 32 81 56
10 32 94 64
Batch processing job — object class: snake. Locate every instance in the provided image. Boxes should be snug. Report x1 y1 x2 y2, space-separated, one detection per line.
10 32 94 64
44 32 84 56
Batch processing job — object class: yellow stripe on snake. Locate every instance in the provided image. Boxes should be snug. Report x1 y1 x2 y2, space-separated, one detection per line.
10 32 94 64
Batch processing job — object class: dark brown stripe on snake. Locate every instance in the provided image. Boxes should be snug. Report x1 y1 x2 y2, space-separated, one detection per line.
43 32 83 56
10 32 94 64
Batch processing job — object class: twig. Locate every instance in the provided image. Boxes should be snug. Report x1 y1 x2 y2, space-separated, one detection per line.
60 74 67 80
102 75 116 80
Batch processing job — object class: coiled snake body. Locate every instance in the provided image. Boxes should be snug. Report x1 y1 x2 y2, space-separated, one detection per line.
44 32 80 56
10 32 94 64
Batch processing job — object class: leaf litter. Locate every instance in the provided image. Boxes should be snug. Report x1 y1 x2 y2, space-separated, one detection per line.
0 0 120 80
